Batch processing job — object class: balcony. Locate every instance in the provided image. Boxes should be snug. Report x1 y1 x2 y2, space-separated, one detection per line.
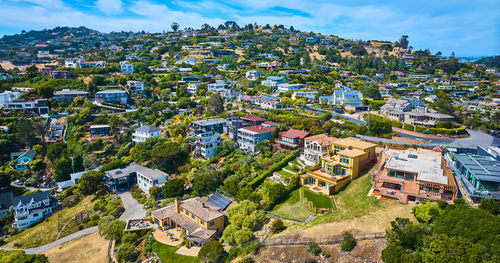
275 139 299 148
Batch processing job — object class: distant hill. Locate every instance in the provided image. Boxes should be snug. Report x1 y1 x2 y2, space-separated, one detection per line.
0 26 99 48
475 56 500 68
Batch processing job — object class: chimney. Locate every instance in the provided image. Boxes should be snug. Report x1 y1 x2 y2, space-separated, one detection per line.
174 198 180 213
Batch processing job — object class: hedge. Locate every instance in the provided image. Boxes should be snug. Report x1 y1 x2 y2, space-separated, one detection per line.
391 120 403 128
248 150 300 189
428 125 467 135
415 125 427 133
403 123 415 131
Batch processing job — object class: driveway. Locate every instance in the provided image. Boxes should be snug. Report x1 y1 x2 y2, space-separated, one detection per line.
118 191 147 221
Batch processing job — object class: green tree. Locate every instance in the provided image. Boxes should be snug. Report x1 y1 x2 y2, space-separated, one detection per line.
198 240 226 263
98 216 115 236
151 141 188 173
413 201 441 223
116 243 137 262
207 93 224 116
54 157 72 182
0 172 11 189
15 119 39 147
422 234 490 263
78 171 105 195
341 231 357 251
255 140 271 153
121 232 138 244
105 219 126 241
478 198 499 215
270 219 285 234
161 178 184 198
46 142 67 163
350 44 367 56
149 185 161 198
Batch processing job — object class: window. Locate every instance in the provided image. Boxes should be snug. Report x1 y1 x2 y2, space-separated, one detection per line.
340 156 350 165
192 214 195 220
210 221 215 227
33 213 39 217
201 220 205 225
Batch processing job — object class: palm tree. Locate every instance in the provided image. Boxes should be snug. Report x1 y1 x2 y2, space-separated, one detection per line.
171 22 179 32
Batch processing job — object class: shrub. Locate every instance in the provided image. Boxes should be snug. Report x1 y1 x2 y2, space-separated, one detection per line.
248 150 299 189
270 219 285 234
61 195 80 208
199 240 226 263
116 243 137 262
403 123 414 131
341 231 357 251
307 242 321 256
122 232 138 244
415 125 427 133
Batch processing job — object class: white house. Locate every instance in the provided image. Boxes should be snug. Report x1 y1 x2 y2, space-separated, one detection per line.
120 61 134 74
207 82 229 93
277 83 307 93
11 192 57 229
0 91 21 105
195 132 221 159
132 125 162 144
291 90 317 100
245 70 262 81
133 165 169 194
127 81 145 94
187 83 200 95
64 58 82 68
319 84 362 106
261 76 288 87
237 125 275 153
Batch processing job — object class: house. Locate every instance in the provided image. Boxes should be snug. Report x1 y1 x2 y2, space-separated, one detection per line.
277 83 307 93
224 117 245 140
95 90 128 105
90 125 110 137
261 76 288 87
291 90 317 101
300 134 338 166
127 81 145 94
372 148 458 203
246 70 262 81
12 191 57 229
424 95 438 103
408 74 430 80
451 148 500 203
301 138 376 195
120 61 134 74
191 118 225 133
3 99 49 115
181 76 200 82
275 129 310 151
79 61 106 68
0 90 21 105
194 132 221 159
10 148 35 170
132 125 162 144
207 82 229 93
319 84 362 106
187 83 200 95
253 95 285 110
151 197 225 246
56 169 99 192
105 164 168 194
240 115 266 126
54 89 89 103
64 58 82 68
237 125 275 153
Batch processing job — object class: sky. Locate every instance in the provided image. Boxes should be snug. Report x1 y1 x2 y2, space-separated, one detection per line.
0 0 499 57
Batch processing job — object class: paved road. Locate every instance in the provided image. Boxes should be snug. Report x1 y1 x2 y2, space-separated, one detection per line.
118 191 147 221
397 129 498 148
303 105 367 125
0 226 98 254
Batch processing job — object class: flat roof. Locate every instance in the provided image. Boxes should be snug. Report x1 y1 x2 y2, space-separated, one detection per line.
454 154 500 183
385 148 448 184
334 137 376 150
338 148 367 158
192 118 225 126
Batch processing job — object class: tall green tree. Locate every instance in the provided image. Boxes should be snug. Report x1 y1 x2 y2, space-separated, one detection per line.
207 93 224 116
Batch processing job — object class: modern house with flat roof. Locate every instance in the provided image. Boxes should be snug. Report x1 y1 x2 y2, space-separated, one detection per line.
451 150 500 203
90 125 111 137
3 99 49 115
301 137 376 195
95 90 128 105
191 118 225 134
127 81 145 94
151 197 225 246
372 148 458 203
54 89 89 103
104 164 168 194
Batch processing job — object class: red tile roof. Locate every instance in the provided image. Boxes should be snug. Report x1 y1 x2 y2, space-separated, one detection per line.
262 121 279 127
279 129 310 139
242 125 275 134
241 114 266 122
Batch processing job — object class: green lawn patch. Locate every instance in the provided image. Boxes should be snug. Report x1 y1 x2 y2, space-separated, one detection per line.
271 188 313 220
152 241 198 263
275 169 296 178
303 188 334 209
283 165 299 173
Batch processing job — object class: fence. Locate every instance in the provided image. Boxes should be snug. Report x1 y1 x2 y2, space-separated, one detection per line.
261 232 386 247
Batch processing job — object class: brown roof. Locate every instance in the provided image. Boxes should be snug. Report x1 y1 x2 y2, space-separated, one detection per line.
242 125 275 134
334 137 376 150
241 114 265 122
279 129 310 139
305 134 338 146
338 148 367 158
180 197 224 222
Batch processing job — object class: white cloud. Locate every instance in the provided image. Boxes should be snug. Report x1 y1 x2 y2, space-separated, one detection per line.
96 0 124 15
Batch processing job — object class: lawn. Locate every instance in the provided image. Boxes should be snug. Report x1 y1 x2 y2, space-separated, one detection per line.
271 188 313 220
283 165 299 173
275 169 296 178
152 241 198 263
5 195 98 249
302 188 334 209
42 232 108 263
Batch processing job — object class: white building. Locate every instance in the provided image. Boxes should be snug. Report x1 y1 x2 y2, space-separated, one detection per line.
319 84 362 106
195 132 221 159
11 192 57 229
291 90 317 100
237 125 275 153
132 125 162 144
127 81 145 94
277 83 308 93
245 70 262 81
207 82 229 93
0 91 21 105
120 61 134 74
187 83 200 95
133 165 169 194
64 58 82 68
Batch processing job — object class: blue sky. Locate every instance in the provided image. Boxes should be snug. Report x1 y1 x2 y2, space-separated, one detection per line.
1 0 499 56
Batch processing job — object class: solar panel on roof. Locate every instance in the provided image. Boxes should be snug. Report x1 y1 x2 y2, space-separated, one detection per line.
207 192 232 210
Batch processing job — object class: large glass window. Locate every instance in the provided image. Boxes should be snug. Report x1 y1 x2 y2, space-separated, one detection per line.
340 156 350 165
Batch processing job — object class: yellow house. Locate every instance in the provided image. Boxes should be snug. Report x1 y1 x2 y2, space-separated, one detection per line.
300 137 377 195
151 197 225 246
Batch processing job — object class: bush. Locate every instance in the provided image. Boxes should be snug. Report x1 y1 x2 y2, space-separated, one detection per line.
248 150 299 189
415 125 427 133
270 219 285 234
116 243 137 262
199 240 226 263
341 231 357 251
307 242 321 256
61 195 80 208
122 232 138 244
403 123 414 131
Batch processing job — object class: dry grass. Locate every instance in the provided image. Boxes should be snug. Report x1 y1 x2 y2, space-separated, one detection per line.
5 195 97 248
42 232 109 263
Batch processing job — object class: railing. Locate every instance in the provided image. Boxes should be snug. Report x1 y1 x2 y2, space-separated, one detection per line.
261 232 386 246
